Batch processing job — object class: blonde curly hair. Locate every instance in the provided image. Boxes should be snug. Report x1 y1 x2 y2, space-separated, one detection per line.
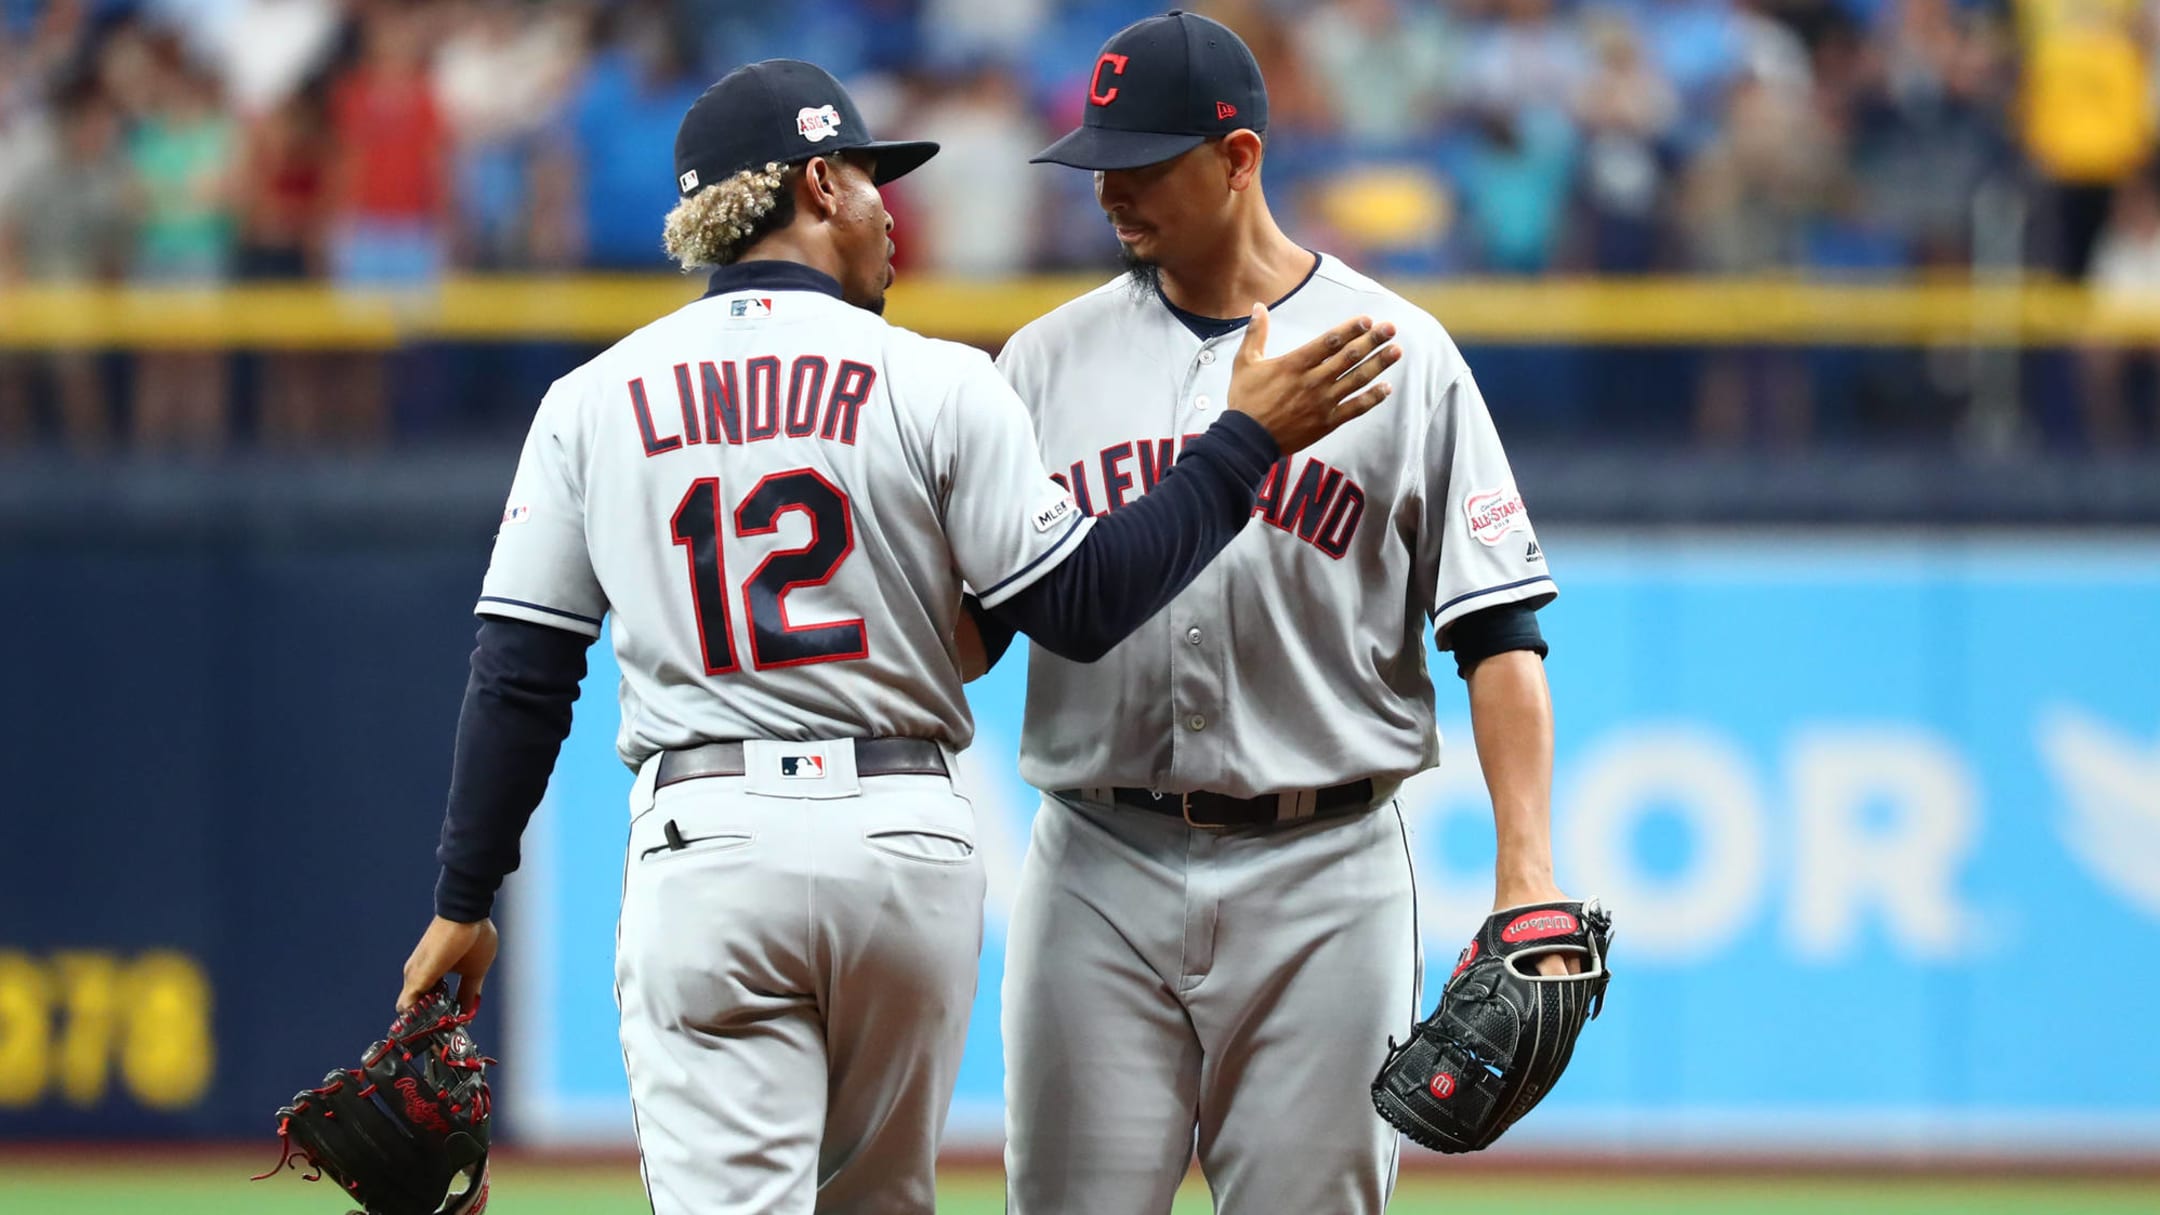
662 161 797 270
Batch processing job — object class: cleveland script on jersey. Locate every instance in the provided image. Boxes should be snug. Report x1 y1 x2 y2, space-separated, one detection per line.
997 254 1556 798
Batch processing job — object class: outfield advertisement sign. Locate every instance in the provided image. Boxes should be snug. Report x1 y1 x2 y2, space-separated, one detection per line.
506 533 2160 1155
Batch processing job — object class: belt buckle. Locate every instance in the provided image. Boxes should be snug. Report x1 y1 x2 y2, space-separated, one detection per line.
1178 792 1228 832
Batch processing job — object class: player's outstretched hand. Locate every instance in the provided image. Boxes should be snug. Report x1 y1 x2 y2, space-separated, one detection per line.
1226 302 1402 454
399 915 499 1016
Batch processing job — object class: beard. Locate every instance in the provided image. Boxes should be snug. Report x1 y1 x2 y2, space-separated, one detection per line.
1118 241 1162 303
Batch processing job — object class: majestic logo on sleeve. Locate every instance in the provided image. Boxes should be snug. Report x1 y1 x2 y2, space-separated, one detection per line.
1464 486 1529 546
797 105 842 142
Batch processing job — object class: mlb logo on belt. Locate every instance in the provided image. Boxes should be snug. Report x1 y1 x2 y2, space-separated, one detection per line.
779 755 825 779
731 298 773 318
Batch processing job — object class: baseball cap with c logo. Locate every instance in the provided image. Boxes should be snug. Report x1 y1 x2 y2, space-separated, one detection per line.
1032 10 1270 171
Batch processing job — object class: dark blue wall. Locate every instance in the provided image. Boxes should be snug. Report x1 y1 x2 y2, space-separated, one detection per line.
0 513 507 1139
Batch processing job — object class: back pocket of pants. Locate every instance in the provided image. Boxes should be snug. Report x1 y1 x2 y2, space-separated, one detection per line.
638 818 754 863
864 828 975 865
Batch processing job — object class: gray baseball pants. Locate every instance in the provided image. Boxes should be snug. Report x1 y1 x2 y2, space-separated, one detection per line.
615 756 985 1215
1002 791 1422 1214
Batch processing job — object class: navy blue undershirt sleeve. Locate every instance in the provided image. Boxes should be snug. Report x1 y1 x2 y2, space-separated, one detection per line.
433 615 592 922
1444 601 1548 680
985 411 1279 662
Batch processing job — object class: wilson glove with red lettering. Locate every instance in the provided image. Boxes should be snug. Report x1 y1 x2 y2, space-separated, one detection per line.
253 983 492 1214
1372 900 1613 1153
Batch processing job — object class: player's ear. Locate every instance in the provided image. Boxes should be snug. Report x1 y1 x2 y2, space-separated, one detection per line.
801 156 842 219
1220 130 1264 192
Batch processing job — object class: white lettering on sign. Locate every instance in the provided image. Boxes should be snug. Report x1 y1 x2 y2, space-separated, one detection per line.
1787 727 1976 960
1397 720 1985 965
1561 725 1767 961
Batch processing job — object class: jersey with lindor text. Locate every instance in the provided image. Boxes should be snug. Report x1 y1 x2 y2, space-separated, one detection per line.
479 279 1092 769
996 254 1553 798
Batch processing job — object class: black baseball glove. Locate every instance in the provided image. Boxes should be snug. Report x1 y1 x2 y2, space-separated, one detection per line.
1372 899 1613 1153
253 982 493 1214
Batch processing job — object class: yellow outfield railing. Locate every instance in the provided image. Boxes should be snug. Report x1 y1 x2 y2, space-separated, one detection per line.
4 275 2160 348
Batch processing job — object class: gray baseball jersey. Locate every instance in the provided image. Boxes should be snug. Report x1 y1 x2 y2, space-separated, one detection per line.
477 280 1092 768
995 254 1555 798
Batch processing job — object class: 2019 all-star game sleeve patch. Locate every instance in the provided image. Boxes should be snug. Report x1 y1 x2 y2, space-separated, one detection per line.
1463 485 1530 546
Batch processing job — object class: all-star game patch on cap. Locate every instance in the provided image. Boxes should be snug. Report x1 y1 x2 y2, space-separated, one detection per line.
1032 9 1268 172
674 59 939 198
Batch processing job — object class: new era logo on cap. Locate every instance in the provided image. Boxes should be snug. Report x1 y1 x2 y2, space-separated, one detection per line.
780 755 825 778
1216 102 1237 120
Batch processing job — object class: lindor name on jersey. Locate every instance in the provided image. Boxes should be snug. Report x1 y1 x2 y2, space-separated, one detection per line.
627 353 878 456
1050 435 1367 560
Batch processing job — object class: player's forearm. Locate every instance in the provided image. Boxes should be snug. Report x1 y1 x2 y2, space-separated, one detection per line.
1466 648 1560 905
433 616 590 921
987 411 1278 662
958 594 1014 679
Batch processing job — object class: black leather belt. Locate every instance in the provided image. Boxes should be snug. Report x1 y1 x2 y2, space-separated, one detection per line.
655 739 948 789
1058 780 1377 829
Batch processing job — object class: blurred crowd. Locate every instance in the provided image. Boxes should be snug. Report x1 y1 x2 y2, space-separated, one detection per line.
3 0 2160 452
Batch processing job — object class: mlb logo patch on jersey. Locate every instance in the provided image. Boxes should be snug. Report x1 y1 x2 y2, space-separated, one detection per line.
779 755 826 779
730 297 773 318
797 104 842 142
1032 494 1078 533
501 504 531 526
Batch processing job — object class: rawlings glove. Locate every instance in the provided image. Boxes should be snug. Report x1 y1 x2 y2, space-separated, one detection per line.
253 982 492 1214
1372 899 1612 1153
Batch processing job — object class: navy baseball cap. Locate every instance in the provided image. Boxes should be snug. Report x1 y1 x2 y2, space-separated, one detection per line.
1033 10 1269 171
674 59 938 198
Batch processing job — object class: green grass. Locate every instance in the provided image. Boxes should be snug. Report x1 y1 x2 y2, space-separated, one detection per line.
3 1159 2153 1214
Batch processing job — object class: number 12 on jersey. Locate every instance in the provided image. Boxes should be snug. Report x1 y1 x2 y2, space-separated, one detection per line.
669 469 868 673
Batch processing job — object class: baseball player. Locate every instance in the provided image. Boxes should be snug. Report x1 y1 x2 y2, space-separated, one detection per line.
388 59 1400 1215
978 13 1576 1213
